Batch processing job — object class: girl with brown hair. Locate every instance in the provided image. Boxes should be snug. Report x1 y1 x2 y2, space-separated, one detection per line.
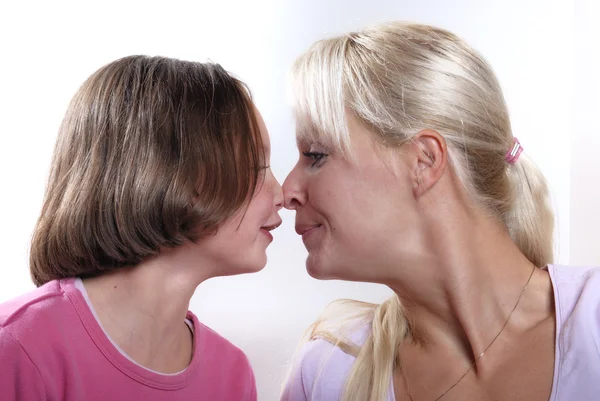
0 55 282 400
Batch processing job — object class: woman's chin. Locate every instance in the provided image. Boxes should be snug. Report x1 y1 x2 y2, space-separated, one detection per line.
305 254 336 280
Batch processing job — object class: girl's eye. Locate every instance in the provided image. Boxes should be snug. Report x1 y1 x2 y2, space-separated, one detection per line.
302 151 327 167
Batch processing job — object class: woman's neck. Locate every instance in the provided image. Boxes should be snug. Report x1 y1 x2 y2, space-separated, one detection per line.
386 207 554 371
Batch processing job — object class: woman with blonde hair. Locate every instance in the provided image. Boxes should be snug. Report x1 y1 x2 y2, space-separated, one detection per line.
0 55 282 400
281 22 599 401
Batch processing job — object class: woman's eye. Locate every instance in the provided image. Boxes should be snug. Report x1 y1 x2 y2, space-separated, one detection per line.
302 151 327 167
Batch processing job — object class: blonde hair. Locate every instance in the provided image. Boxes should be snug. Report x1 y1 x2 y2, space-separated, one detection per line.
287 22 554 401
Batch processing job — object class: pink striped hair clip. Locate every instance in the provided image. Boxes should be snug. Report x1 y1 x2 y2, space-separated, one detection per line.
505 137 523 164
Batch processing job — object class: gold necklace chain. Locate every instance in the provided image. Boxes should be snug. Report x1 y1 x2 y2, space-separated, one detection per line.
401 264 537 401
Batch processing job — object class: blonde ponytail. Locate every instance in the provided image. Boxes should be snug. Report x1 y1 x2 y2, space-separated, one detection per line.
505 154 555 267
341 295 406 401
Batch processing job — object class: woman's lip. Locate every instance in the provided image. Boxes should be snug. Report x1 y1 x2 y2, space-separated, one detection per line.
295 224 322 236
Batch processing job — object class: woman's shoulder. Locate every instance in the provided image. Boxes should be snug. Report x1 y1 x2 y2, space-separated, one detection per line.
547 265 600 398
548 264 600 315
299 321 370 374
281 321 372 401
548 264 600 349
548 263 600 282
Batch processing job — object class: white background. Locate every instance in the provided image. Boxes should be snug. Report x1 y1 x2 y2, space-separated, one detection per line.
0 0 597 400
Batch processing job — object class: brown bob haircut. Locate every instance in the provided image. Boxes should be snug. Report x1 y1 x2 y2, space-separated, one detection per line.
30 55 265 287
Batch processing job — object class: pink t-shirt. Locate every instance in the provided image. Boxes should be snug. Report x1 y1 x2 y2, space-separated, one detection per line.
282 265 600 401
0 278 257 401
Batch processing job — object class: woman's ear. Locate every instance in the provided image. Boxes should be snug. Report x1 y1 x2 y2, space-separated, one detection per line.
409 129 448 197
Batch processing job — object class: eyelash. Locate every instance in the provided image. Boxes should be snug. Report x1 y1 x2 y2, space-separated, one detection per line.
302 151 328 167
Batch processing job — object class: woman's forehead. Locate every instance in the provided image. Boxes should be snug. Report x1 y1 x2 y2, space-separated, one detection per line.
295 115 342 148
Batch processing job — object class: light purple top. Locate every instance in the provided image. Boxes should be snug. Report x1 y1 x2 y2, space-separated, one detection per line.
281 265 600 401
